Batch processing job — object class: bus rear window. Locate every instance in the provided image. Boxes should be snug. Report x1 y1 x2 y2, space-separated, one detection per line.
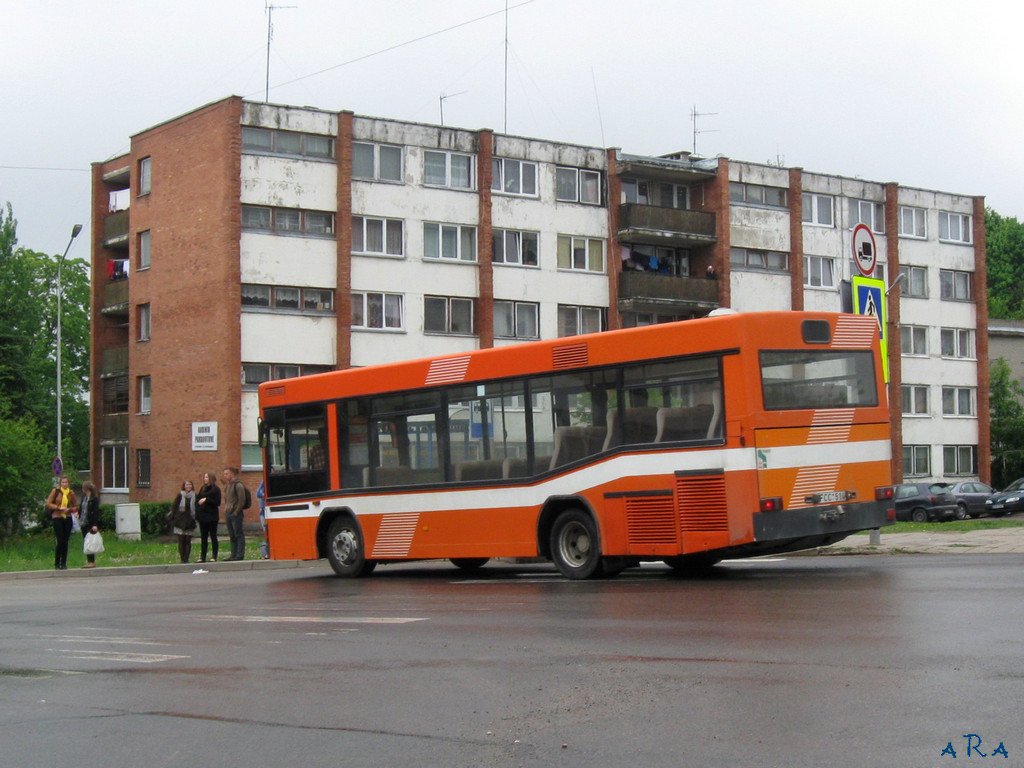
760 350 877 410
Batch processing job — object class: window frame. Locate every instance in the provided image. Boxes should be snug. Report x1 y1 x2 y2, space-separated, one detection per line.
899 265 928 298
939 269 972 302
352 215 404 257
137 303 151 342
902 444 930 477
492 228 540 267
940 327 975 359
241 205 335 237
424 295 476 336
942 386 976 417
351 291 404 331
803 254 837 288
241 284 334 312
938 211 972 244
138 157 151 196
729 182 787 208
136 448 151 488
850 199 885 234
943 445 978 476
557 304 606 337
802 193 834 227
423 150 475 189
556 235 605 273
491 157 538 197
901 384 929 416
898 206 927 238
730 246 788 272
423 222 478 262
241 126 335 159
137 230 151 271
352 142 403 182
555 167 602 205
138 375 151 414
901 325 928 356
494 300 539 339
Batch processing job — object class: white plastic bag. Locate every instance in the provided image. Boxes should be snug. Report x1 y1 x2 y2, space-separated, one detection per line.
83 531 105 555
70 512 81 533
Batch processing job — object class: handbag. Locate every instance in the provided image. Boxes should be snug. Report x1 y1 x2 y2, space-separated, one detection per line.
83 531 105 555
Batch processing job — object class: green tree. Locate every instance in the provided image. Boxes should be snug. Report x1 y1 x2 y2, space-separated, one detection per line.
989 357 1024 487
0 396 52 537
0 203 91 479
985 208 1024 320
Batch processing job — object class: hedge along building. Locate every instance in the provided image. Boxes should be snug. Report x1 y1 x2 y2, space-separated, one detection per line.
90 95 987 517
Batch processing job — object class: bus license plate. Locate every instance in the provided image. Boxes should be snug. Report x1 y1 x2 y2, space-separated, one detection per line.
810 490 850 504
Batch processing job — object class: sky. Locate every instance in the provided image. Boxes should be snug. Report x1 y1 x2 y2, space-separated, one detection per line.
3 0 1022 258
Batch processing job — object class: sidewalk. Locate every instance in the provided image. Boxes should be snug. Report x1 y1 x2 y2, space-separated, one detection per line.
816 526 1024 555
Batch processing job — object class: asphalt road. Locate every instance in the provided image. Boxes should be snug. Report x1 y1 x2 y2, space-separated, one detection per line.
2 554 1021 768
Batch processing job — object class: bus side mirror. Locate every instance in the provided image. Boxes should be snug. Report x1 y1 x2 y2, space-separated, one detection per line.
257 417 268 448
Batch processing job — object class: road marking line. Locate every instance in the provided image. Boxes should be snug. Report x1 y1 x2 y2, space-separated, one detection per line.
200 615 427 624
47 649 189 663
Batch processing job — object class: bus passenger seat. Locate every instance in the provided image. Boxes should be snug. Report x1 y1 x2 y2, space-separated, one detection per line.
603 406 660 451
654 405 715 442
549 425 608 469
454 459 505 482
363 465 415 487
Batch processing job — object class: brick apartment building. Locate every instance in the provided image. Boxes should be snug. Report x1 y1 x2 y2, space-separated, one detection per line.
90 95 988 515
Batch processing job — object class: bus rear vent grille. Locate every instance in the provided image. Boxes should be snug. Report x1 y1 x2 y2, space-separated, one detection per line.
265 385 286 397
552 343 589 369
676 474 729 531
625 496 679 546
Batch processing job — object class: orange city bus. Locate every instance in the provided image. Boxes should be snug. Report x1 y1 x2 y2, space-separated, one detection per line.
257 310 895 579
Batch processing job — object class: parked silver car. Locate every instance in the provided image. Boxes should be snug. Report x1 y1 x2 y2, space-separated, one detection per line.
945 481 995 519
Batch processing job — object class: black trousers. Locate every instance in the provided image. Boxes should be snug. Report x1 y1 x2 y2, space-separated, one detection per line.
198 519 219 560
52 517 72 569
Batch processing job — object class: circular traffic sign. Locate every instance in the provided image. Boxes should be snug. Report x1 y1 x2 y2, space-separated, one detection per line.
52 456 63 476
852 223 877 276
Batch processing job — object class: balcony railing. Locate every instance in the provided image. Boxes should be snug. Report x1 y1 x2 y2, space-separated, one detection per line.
618 204 716 247
103 209 129 248
101 346 129 375
102 279 129 314
618 271 720 314
102 414 129 440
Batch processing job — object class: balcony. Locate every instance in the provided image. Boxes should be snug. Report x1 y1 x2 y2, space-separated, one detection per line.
618 204 717 249
101 278 129 315
618 271 720 315
103 209 129 249
102 414 129 440
101 346 129 376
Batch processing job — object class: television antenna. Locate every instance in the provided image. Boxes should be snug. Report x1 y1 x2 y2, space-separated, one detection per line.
266 2 298 102
690 105 718 155
439 91 467 126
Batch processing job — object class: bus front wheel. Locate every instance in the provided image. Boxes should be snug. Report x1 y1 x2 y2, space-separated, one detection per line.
326 517 374 577
550 509 603 580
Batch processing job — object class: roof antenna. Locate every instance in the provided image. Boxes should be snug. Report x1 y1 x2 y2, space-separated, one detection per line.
265 2 298 102
439 91 467 126
690 105 718 155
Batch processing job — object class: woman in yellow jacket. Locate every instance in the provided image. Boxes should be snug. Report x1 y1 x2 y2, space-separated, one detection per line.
46 476 78 570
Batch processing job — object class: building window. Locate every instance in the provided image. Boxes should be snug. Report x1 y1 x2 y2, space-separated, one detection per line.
940 327 975 359
901 325 927 356
102 375 129 415
241 284 334 311
557 235 605 272
850 199 884 233
241 127 334 159
899 206 926 238
241 205 335 236
492 229 539 267
136 449 151 488
556 167 602 204
624 245 689 276
242 443 264 472
242 363 331 387
494 300 538 339
901 385 928 416
423 150 474 189
491 158 538 196
138 157 151 196
101 445 128 491
352 216 403 256
352 142 403 182
423 223 477 261
137 304 151 341
803 255 836 288
802 193 834 226
729 182 787 208
899 265 928 298
942 387 976 417
138 230 151 270
944 445 977 476
730 247 788 272
557 305 605 336
352 291 403 330
424 296 475 335
939 211 972 243
138 376 151 414
940 269 972 301
903 444 930 477
622 312 687 328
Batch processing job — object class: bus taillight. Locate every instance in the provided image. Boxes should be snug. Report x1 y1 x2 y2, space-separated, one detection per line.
759 497 784 513
875 486 895 501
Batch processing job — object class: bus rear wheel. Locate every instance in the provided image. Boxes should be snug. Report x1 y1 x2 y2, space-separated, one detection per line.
326 517 374 577
450 557 489 571
550 509 603 579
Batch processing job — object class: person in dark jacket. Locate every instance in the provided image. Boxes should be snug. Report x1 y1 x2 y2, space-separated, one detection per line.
46 476 78 570
196 471 221 563
79 481 101 568
169 480 198 563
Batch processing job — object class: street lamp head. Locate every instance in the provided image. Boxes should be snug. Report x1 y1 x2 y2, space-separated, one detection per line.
71 223 83 239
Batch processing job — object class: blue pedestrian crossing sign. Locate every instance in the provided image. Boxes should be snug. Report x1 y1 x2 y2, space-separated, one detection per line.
851 275 889 382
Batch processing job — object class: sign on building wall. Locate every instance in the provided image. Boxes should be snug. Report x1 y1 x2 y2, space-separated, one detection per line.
192 422 218 451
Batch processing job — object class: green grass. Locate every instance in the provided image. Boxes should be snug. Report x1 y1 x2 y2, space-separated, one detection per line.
0 532 266 573
885 517 1024 534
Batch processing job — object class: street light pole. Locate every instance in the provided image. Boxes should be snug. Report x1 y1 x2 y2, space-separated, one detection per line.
56 223 84 467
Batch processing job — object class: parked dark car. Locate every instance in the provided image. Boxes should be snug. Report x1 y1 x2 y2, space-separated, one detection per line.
945 481 995 519
984 477 1024 517
893 483 958 523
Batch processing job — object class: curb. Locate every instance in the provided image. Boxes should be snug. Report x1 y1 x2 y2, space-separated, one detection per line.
0 558 322 581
